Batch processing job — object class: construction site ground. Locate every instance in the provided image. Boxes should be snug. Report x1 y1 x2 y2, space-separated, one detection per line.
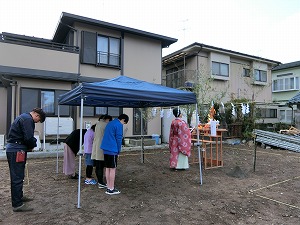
0 143 299 225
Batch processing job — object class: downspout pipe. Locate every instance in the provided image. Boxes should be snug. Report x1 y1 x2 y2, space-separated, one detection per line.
287 103 294 126
0 75 17 134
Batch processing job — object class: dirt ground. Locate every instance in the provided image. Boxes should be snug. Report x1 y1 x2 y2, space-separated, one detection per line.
0 143 300 225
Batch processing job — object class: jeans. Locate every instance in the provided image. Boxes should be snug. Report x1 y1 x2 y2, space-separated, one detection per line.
6 151 27 208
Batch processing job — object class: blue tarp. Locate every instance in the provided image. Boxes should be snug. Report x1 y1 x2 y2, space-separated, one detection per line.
58 75 196 107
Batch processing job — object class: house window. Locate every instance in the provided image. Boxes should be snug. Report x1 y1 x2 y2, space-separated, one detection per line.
84 106 121 117
107 107 121 117
243 68 250 77
41 90 55 114
273 77 299 92
257 108 277 118
273 79 282 91
95 107 107 115
83 107 95 117
254 69 267 82
279 109 292 123
133 108 147 135
81 31 121 67
21 88 70 116
97 35 120 67
212 62 229 77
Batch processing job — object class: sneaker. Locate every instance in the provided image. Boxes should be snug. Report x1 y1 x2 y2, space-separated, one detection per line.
13 204 33 212
22 196 34 202
98 183 107 189
90 179 97 185
84 179 97 185
105 188 120 195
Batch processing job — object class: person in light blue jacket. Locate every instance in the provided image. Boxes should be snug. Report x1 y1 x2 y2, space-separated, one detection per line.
101 114 129 195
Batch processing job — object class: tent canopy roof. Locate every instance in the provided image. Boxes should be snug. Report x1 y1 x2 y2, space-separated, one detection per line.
58 75 196 108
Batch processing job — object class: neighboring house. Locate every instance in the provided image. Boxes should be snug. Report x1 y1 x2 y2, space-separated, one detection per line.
272 61 300 125
162 42 281 125
0 12 177 145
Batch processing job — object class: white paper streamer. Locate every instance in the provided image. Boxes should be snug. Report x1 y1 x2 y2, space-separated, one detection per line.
151 108 157 117
231 103 236 116
246 103 250 114
167 108 172 118
241 103 246 115
160 109 164 118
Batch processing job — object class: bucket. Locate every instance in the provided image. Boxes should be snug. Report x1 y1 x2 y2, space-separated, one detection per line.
152 134 160 145
124 138 130 146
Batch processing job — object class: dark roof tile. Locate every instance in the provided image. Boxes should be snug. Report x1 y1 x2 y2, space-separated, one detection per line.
272 61 300 71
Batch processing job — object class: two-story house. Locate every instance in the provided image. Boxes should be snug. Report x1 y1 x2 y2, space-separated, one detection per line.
0 12 177 147
272 61 300 125
162 42 281 127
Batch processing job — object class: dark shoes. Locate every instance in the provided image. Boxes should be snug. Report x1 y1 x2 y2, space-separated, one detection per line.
22 196 34 202
98 182 107 189
13 204 33 212
105 188 120 195
70 173 83 179
70 174 79 179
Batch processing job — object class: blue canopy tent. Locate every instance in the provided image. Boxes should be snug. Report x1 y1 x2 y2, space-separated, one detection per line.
57 75 201 208
58 75 197 107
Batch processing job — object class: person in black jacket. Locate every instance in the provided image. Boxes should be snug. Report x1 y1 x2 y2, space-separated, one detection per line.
6 107 46 212
63 129 87 179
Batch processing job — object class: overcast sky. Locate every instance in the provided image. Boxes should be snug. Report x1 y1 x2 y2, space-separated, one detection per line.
1 0 299 63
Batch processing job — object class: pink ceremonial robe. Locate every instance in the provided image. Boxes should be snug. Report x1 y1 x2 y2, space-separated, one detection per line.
169 118 191 168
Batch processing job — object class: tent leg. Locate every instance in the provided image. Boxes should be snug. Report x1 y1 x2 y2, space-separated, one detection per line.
195 104 203 185
77 97 84 209
253 135 257 172
140 108 145 163
56 106 60 174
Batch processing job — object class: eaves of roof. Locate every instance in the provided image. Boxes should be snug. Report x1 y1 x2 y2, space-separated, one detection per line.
1 32 52 43
53 12 177 48
272 60 300 71
0 65 79 82
163 42 281 66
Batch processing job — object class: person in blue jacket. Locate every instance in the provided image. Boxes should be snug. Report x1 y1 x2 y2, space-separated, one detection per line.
6 107 46 212
101 114 129 195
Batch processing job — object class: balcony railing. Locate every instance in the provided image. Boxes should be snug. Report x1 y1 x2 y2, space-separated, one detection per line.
0 33 79 53
164 69 198 88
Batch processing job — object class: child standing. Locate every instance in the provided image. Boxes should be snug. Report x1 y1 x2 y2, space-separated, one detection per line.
84 124 97 185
